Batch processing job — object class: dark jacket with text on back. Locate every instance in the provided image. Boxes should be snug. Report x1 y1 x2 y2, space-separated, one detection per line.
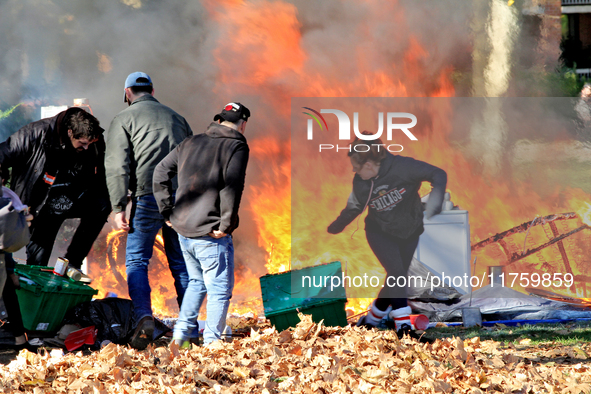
153 122 249 238
0 107 109 218
328 152 447 239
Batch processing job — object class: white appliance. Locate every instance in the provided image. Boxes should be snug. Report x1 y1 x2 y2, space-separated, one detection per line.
414 209 472 294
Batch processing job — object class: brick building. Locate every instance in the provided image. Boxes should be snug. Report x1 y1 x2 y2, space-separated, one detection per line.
562 0 591 76
519 0 563 70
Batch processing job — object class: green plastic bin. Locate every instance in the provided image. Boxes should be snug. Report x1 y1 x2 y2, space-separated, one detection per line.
14 265 98 332
260 261 348 331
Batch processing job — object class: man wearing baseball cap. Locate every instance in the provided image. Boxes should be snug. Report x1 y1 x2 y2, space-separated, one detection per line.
153 102 250 346
105 72 191 349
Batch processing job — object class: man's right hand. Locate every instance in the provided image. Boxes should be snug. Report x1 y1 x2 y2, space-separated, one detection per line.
327 221 344 234
113 211 130 231
209 230 227 239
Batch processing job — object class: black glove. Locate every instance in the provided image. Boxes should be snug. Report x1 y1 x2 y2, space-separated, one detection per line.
327 221 344 234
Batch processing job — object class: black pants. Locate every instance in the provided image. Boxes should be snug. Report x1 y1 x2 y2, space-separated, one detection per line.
26 193 111 269
2 269 24 338
366 228 421 311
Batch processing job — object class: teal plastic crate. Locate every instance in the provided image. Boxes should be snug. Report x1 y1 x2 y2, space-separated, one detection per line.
260 261 348 331
14 265 98 332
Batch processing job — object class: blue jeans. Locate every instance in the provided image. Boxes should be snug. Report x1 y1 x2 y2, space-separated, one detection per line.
126 194 189 320
174 234 234 345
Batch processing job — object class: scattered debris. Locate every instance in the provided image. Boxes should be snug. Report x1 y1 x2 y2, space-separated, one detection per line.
1 313 590 393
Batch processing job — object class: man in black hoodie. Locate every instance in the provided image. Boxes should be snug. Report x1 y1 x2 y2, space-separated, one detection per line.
328 135 446 342
153 102 250 345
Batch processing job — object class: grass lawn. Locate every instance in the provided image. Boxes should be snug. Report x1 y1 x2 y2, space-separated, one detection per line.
427 320 591 346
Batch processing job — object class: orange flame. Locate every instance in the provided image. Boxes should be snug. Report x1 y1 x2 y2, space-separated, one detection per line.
209 0 459 315
86 1 591 321
88 225 182 317
576 202 591 227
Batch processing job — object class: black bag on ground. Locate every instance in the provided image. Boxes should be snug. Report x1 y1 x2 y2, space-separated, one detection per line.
62 298 171 345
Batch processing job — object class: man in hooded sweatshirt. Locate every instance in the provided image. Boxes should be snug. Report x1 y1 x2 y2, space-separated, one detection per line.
153 102 250 346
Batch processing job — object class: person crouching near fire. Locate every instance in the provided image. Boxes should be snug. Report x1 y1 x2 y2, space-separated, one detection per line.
153 102 250 346
327 133 446 341
0 108 110 277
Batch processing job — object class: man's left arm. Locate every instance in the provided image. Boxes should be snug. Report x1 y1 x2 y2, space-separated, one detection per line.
407 158 447 219
218 144 249 234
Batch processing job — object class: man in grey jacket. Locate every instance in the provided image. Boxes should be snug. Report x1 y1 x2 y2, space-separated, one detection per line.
105 72 191 350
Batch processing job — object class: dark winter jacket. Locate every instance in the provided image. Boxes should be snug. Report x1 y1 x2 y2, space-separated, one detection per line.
328 153 447 239
0 107 109 217
153 122 249 238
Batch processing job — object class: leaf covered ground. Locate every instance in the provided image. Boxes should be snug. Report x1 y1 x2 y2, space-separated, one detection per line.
1 314 591 393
